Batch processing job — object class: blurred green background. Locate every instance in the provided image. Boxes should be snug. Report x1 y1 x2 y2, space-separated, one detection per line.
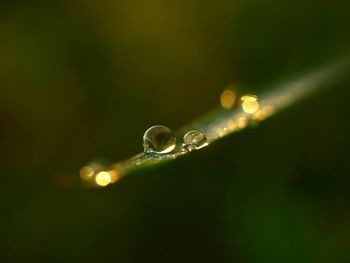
1 0 350 262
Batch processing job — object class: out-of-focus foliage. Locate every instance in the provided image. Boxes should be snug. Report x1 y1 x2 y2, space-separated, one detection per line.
0 0 350 262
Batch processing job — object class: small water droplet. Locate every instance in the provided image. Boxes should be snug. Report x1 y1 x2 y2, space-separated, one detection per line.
183 130 208 151
143 125 176 153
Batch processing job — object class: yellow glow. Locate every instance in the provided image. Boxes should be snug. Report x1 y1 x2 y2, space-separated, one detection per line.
108 170 120 183
227 120 237 131
238 117 248 129
218 130 226 137
220 89 236 109
95 171 112 187
241 95 259 114
80 166 94 180
218 127 230 137
253 106 274 121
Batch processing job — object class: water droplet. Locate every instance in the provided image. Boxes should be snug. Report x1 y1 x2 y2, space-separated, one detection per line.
143 125 176 153
183 130 208 151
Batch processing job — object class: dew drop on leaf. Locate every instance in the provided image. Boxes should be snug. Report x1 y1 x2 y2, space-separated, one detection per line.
183 130 208 151
143 125 176 153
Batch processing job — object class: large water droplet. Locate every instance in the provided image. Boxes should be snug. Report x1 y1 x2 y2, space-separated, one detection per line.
183 130 208 151
143 125 176 153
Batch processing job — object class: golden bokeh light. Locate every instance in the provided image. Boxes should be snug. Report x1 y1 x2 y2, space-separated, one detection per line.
227 120 237 131
237 117 248 129
79 166 94 180
220 89 236 109
95 171 112 187
241 95 259 114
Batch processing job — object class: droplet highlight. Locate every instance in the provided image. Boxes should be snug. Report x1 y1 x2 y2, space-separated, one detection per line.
143 125 176 153
183 130 208 151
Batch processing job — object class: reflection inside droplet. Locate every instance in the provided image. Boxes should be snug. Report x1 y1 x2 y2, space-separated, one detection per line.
183 130 208 151
143 125 176 153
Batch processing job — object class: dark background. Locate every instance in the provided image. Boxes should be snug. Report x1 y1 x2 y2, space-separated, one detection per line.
1 0 350 262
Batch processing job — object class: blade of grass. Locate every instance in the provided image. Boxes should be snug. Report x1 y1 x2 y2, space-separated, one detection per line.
81 57 350 187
